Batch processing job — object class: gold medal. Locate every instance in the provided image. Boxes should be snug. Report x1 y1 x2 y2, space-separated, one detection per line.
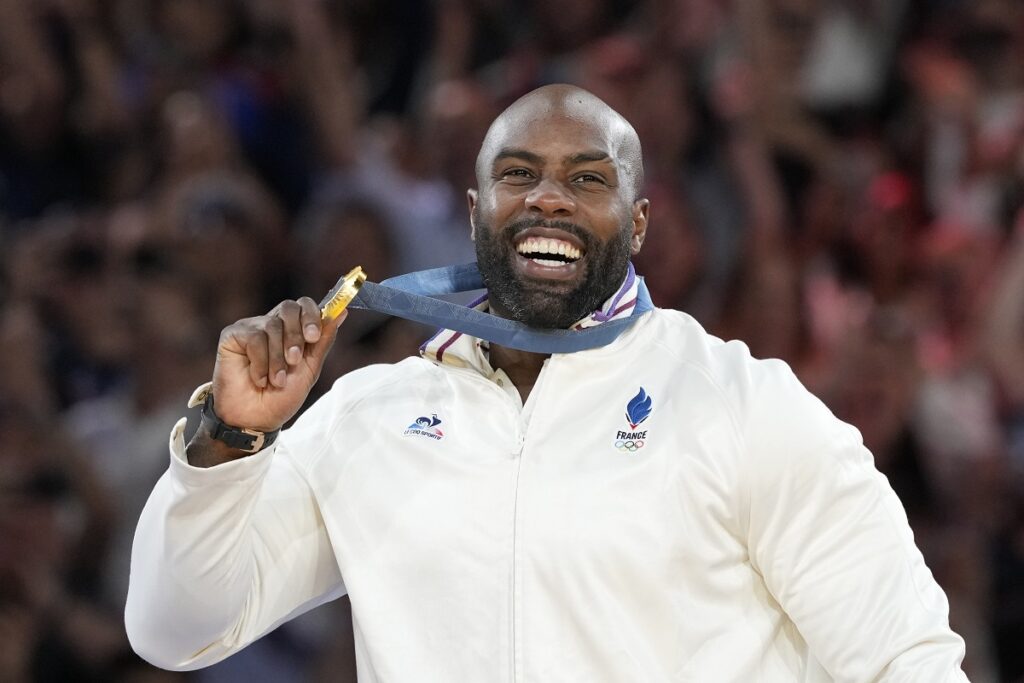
319 266 368 321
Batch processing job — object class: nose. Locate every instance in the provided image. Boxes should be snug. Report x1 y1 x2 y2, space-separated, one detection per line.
525 178 576 217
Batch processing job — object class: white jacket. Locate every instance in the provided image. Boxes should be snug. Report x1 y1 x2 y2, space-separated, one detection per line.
126 308 968 682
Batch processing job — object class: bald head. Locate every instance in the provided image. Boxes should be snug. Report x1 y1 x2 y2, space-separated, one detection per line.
475 84 644 198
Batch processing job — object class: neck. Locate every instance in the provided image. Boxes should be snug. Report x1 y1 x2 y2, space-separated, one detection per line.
485 298 551 401
489 343 549 403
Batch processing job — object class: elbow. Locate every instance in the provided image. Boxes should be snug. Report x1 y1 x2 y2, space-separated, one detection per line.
124 591 210 672
125 612 187 671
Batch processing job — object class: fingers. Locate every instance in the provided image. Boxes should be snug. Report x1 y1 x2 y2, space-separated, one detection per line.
264 316 287 387
298 297 322 344
220 322 270 388
220 298 345 391
278 300 307 367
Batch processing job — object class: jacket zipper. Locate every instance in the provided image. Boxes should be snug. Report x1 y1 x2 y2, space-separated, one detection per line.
509 428 525 683
454 365 538 682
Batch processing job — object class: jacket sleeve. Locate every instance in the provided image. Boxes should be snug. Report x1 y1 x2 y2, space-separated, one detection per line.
124 417 345 671
738 358 969 682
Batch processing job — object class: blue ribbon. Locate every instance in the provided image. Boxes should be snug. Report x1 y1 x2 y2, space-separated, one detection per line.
348 263 653 354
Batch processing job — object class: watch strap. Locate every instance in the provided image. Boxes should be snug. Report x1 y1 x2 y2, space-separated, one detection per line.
188 382 280 454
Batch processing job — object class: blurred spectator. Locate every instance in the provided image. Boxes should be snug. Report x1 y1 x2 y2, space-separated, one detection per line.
5 213 134 409
158 172 287 323
0 407 124 682
0 0 1022 680
61 232 215 608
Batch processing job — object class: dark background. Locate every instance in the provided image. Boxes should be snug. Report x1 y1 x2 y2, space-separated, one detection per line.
0 0 1022 680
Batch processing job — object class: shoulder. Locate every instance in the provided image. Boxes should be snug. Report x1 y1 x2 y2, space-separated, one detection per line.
645 308 862 459
281 357 435 462
313 356 445 421
640 308 790 407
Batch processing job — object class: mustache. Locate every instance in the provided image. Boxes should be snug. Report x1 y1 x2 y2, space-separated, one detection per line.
501 218 594 247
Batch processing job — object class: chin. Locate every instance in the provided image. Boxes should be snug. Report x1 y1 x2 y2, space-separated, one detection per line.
492 277 596 329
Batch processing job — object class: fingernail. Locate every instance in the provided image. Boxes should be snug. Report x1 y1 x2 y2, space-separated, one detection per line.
287 345 302 364
257 376 268 388
304 324 321 342
274 370 287 387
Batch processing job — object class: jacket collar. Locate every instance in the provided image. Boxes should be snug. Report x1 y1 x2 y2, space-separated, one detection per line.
420 263 642 374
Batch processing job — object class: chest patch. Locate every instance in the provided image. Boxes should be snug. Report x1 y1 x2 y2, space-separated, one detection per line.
404 413 445 440
614 388 652 452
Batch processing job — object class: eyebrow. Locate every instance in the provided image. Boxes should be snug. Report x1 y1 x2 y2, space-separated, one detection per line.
492 148 613 166
493 148 543 166
568 151 611 165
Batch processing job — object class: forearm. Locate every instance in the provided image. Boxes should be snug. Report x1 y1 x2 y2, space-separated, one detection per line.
756 456 968 681
0 0 64 106
126 421 272 669
67 20 128 135
289 1 361 168
983 230 1024 403
126 421 343 670
186 424 255 468
725 127 787 251
743 361 968 680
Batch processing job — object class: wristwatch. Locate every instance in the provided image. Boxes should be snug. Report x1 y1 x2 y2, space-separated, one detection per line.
187 382 280 453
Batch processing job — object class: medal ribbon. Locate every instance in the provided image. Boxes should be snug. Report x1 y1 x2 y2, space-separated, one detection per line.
347 263 653 354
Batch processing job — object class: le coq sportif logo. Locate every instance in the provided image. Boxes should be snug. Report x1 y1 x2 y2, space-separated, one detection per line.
404 413 445 440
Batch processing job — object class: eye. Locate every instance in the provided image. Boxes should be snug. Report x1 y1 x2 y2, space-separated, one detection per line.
572 173 605 185
501 168 534 180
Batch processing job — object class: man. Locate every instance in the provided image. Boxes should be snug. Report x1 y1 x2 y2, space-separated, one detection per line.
126 85 969 681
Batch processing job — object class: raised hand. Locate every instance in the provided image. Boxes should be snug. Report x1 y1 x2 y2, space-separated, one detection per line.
211 297 346 434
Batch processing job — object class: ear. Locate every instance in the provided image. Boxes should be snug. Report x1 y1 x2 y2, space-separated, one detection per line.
467 189 479 241
630 198 649 255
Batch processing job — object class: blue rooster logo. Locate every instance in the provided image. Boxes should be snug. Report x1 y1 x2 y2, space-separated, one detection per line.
625 388 653 429
411 414 442 429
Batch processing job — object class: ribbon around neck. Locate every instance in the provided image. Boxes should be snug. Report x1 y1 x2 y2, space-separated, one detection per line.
347 263 653 354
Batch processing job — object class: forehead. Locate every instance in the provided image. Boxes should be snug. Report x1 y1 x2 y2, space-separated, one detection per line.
481 102 629 165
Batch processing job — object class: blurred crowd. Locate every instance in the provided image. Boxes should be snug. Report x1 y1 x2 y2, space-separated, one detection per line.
0 0 1023 680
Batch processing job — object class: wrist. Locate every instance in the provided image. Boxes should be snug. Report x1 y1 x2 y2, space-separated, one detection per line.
199 392 280 452
184 383 280 466
185 426 253 468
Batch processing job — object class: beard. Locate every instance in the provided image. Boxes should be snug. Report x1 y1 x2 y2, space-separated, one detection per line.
474 212 633 329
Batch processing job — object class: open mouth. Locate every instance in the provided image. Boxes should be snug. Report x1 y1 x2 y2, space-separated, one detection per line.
514 236 584 268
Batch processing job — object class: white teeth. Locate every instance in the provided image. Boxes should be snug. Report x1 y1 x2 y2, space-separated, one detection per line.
530 258 567 267
515 237 582 261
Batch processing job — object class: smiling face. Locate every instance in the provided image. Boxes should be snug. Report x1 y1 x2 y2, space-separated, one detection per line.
469 85 649 328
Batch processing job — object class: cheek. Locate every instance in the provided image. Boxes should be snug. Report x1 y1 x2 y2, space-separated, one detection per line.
493 178 549 208
592 205 635 244
487 189 521 219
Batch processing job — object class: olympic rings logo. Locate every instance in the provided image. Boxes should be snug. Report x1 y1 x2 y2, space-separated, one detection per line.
615 440 645 452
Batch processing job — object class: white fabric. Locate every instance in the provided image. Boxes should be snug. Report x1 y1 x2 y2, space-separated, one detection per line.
126 309 968 682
